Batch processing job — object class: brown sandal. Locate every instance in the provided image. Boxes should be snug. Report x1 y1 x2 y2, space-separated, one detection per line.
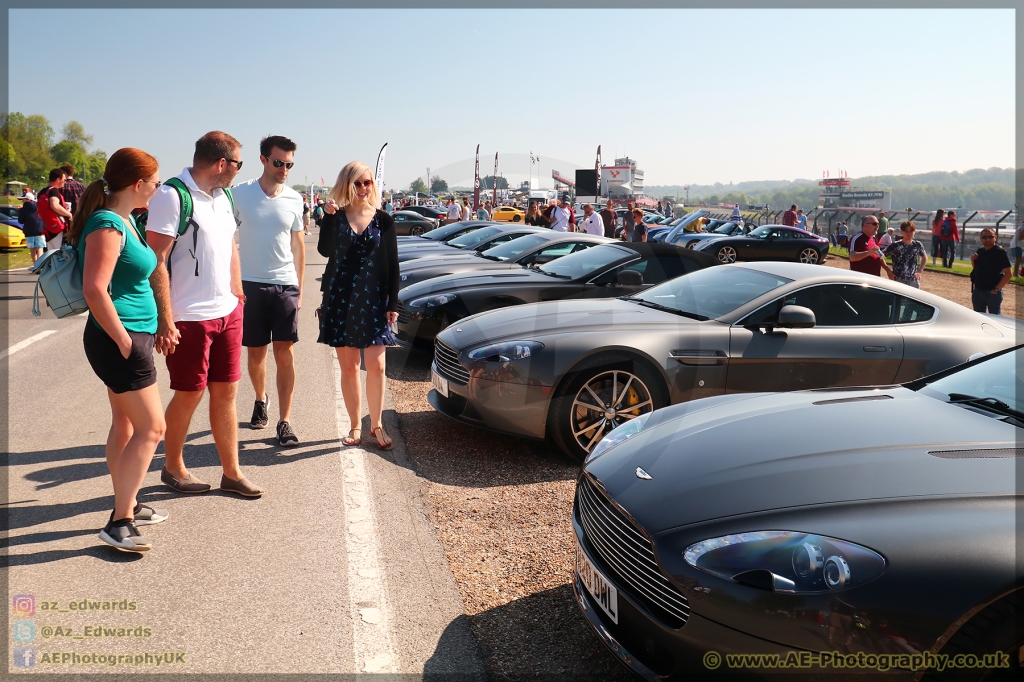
371 426 393 451
343 429 361 446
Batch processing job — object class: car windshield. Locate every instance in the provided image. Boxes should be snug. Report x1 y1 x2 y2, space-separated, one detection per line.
538 244 634 279
631 266 792 318
481 234 548 261
748 226 775 239
713 222 738 234
918 348 1022 418
420 221 474 241
447 226 502 248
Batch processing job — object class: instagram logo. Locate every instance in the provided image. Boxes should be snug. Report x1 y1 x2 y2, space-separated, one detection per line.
12 595 35 617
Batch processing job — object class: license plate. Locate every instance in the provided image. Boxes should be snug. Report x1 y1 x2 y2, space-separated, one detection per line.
431 368 449 398
576 537 618 624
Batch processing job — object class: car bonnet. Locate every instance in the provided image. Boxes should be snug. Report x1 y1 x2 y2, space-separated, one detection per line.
399 267 570 303
584 387 1019 535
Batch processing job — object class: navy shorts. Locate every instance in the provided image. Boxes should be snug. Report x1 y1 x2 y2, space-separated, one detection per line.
242 281 300 347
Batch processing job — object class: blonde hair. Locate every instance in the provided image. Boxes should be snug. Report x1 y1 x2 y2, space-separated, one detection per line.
328 161 379 209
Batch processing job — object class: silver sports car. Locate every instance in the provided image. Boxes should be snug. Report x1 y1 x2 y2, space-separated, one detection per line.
427 262 1020 459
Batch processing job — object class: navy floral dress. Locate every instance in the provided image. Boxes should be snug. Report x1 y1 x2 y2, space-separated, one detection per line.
318 214 397 348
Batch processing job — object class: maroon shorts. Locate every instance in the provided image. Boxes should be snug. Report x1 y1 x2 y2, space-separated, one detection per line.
166 303 243 392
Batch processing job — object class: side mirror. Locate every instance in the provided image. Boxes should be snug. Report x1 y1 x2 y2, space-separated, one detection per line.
778 305 815 329
617 270 644 286
533 253 557 265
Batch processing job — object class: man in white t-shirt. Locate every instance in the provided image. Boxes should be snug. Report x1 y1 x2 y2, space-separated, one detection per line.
147 130 263 498
446 199 461 224
579 203 604 236
232 135 305 448
549 196 572 232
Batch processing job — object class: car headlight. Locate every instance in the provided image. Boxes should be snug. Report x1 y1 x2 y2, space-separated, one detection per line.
408 293 456 309
467 340 544 362
683 531 885 593
585 412 652 464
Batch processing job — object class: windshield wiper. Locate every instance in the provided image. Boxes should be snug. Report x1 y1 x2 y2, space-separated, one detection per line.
629 299 709 320
947 393 1024 421
477 253 501 261
537 269 570 278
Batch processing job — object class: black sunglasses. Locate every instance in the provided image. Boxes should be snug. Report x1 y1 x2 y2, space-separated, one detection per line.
268 159 294 169
224 158 243 170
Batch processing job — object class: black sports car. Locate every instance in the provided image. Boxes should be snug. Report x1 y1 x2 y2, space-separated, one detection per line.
401 205 447 222
390 210 438 236
695 224 830 264
397 224 545 263
397 242 717 347
573 344 1023 681
395 220 488 244
398 233 612 289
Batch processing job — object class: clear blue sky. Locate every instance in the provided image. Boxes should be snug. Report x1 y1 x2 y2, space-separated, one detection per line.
9 8 1015 191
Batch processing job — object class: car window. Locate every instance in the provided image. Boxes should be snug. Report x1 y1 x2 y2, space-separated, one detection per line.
482 234 548 261
448 226 501 248
634 266 791 318
918 348 1020 413
539 244 634 279
745 284 896 326
896 296 935 323
522 242 578 264
480 232 526 248
394 214 407 221
421 222 473 241
571 242 596 254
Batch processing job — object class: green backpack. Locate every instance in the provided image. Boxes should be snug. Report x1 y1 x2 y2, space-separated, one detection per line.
162 177 236 278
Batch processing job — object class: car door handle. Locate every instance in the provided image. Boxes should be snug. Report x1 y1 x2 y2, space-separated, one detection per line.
863 346 887 352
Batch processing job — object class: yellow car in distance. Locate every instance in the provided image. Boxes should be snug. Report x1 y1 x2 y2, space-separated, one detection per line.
0 222 26 248
491 206 525 223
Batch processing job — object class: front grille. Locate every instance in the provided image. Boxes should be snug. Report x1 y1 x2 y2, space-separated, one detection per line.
396 300 410 325
577 476 690 629
434 339 470 385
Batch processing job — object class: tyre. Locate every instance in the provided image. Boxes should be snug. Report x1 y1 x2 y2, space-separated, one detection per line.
686 241 697 249
920 590 1024 682
798 247 820 264
549 355 666 462
715 245 738 264
410 225 425 237
512 215 521 222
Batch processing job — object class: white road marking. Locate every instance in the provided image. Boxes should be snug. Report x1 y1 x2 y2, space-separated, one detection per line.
0 330 57 360
332 360 398 677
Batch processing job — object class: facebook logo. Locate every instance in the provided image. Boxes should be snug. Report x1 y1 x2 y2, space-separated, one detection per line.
13 646 36 669
12 620 35 642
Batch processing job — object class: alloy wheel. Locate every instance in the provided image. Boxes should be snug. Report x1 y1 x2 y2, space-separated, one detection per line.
799 248 820 264
571 370 654 453
410 225 425 236
716 245 738 264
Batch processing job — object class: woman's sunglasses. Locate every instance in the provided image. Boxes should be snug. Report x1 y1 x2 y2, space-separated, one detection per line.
353 180 374 189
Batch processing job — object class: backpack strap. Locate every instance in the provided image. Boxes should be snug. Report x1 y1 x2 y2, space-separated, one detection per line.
162 177 200 277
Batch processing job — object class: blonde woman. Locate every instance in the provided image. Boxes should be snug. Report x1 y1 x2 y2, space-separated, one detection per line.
317 162 398 449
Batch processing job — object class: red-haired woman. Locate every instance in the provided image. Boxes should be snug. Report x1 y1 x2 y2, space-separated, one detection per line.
66 148 169 553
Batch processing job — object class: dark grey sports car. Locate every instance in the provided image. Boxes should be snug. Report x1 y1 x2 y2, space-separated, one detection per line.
695 224 830 264
427 262 1019 459
573 344 1023 681
397 242 717 348
398 232 612 289
395 220 491 244
390 210 438 236
397 223 544 263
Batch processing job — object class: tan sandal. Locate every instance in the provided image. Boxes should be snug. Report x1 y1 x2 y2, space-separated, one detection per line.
343 429 361 446
371 426 393 451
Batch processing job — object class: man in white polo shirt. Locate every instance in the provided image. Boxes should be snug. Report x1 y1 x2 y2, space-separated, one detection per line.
579 203 604 236
231 135 305 447
147 130 263 498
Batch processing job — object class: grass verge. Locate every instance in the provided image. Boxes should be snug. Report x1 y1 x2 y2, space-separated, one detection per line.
1 247 33 270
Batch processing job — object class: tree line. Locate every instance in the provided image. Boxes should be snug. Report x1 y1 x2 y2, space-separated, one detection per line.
1 113 108 187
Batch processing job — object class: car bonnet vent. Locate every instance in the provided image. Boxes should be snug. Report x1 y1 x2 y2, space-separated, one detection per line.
929 448 1024 459
812 395 894 406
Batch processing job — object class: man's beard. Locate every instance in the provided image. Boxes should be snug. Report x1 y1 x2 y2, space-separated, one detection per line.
212 170 235 189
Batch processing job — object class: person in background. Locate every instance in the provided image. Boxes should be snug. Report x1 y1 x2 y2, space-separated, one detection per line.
877 210 889 235
930 209 945 266
969 227 1012 315
939 210 959 268
616 210 635 241
147 130 263 498
541 198 557 224
317 162 399 451
475 202 488 221
19 195 46 262
782 204 798 227
302 198 311 235
461 198 470 222
579 204 603 236
878 226 895 249
38 169 73 250
730 204 742 225
630 208 648 242
549 196 572 232
1010 221 1023 278
383 196 394 215
525 202 546 227
883 221 927 288
796 208 808 232
445 198 461 224
60 165 86 215
849 215 893 278
599 200 617 239
66 147 168 552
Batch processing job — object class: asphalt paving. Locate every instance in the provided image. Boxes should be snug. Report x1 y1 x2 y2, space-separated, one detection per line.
1 231 485 679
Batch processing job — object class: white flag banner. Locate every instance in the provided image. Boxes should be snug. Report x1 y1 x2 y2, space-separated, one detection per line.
374 143 388 208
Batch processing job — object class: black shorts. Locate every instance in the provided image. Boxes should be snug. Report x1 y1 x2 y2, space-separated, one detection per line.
83 321 157 394
242 281 300 347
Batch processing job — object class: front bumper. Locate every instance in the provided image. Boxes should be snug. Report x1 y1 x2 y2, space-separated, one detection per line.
573 512 801 681
428 360 550 439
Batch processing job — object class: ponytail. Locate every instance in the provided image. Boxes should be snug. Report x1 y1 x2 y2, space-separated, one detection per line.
66 180 108 246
